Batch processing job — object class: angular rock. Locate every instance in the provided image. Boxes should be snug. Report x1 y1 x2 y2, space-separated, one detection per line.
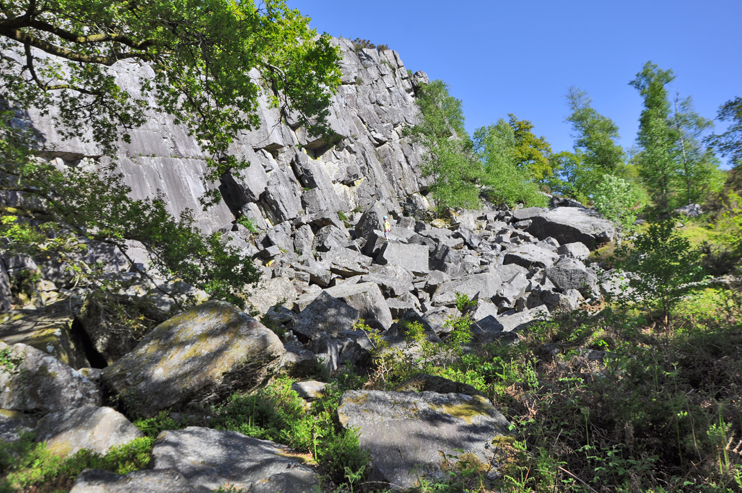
0 410 35 443
503 244 559 269
325 282 393 330
431 272 503 307
542 289 584 313
0 300 91 369
151 427 319 492
526 207 616 249
280 344 317 378
374 241 429 276
545 258 598 294
101 301 285 418
395 374 482 397
0 341 101 414
69 468 209 493
35 406 143 458
245 276 296 317
0 260 10 312
291 380 328 400
358 274 413 298
355 202 388 240
312 224 349 252
293 224 315 255
338 390 510 490
386 292 421 318
291 291 359 339
77 292 171 365
498 306 550 332
557 242 591 261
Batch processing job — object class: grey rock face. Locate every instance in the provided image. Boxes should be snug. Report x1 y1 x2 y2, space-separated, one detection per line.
69 469 210 493
0 411 35 443
338 390 510 490
245 277 296 317
526 207 616 249
0 341 101 414
151 427 319 492
102 301 285 417
35 406 143 458
325 282 393 330
375 241 429 276
675 203 703 217
312 224 349 252
355 202 388 240
0 260 10 312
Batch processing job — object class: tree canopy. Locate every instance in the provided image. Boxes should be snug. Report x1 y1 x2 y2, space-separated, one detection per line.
0 0 342 307
0 0 342 165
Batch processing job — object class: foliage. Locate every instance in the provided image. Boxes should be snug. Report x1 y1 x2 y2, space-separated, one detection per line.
562 87 626 199
473 120 547 207
613 220 706 327
0 347 21 373
507 114 554 182
0 432 154 492
236 215 259 234
0 0 342 161
671 93 726 206
710 190 742 265
0 116 260 308
592 174 642 230
408 80 482 210
630 62 679 212
707 96 742 166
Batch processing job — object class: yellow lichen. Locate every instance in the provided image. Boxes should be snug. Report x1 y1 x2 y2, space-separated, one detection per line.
436 395 492 424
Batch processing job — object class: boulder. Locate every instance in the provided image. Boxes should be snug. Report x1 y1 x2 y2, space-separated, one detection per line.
293 224 315 255
35 406 143 458
291 380 327 400
312 224 349 252
386 293 421 318
77 292 171 365
557 242 591 261
545 258 598 294
355 202 388 240
0 260 10 312
69 469 209 493
279 344 318 378
675 203 703 217
431 272 503 307
0 300 91 369
150 427 319 492
290 291 359 339
394 374 482 397
498 306 550 333
526 207 616 249
245 276 296 316
325 282 393 330
374 242 429 276
503 244 559 269
338 390 510 490
0 341 101 414
0 410 35 443
101 301 285 418
358 274 413 298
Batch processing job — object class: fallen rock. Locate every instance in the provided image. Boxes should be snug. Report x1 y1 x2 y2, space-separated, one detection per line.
394 374 482 397
290 291 360 339
557 242 591 261
545 258 598 294
431 272 502 307
325 282 393 330
526 207 616 249
0 341 101 414
69 469 209 493
0 410 35 443
375 241 429 276
338 390 510 490
151 427 319 492
101 301 285 418
245 276 296 316
503 244 559 269
35 406 143 458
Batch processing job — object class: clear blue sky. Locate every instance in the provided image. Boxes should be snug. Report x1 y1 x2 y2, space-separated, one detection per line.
287 0 741 168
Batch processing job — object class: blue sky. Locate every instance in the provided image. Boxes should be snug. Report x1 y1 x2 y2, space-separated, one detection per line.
287 0 741 168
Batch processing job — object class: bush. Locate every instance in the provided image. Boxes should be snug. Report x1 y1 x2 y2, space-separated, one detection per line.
593 174 642 230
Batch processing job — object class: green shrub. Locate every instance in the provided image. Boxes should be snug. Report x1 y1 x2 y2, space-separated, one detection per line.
236 215 259 234
593 174 642 230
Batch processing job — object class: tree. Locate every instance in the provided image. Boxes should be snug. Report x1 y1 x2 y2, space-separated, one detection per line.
564 87 626 198
0 0 341 164
507 114 554 181
670 92 724 205
592 175 641 231
629 62 679 212
473 120 546 207
408 80 482 210
0 0 342 307
707 96 742 166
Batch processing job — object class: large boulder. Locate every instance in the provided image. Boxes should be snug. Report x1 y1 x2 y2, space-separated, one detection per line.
151 427 319 492
355 202 388 240
325 282 393 330
431 272 503 307
290 291 359 339
374 241 429 276
34 406 143 458
69 469 208 493
0 341 101 414
0 300 91 369
503 243 559 269
545 258 598 295
77 292 171 366
526 207 616 249
338 390 510 490
244 276 296 316
101 301 285 418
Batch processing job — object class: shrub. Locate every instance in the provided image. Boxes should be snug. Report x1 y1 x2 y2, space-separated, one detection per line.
593 174 642 230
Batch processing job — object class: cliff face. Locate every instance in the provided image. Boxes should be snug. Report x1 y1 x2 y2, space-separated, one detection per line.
22 38 433 234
